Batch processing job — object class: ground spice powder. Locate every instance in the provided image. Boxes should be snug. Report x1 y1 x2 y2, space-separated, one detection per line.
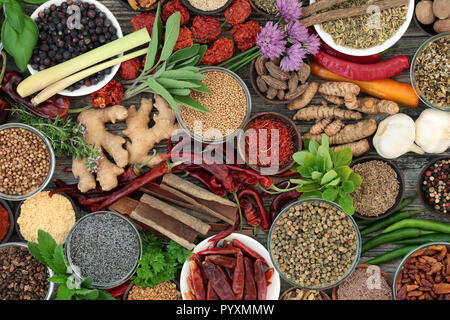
337 268 393 300
0 204 9 242
127 282 181 300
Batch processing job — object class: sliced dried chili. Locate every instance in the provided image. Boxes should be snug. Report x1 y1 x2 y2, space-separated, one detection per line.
91 80 124 108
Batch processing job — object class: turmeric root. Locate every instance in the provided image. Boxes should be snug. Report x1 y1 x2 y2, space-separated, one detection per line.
331 139 370 157
72 106 129 192
318 82 360 97
293 105 362 121
324 119 345 136
321 93 345 105
345 97 399 114
287 81 319 110
303 119 377 145
124 95 179 168
310 118 332 135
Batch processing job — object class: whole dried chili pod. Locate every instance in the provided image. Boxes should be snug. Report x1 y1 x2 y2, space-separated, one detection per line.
224 165 274 190
254 259 267 301
238 188 270 230
243 256 257 300
197 247 240 256
232 238 269 267
0 98 10 125
206 281 219 300
189 260 206 300
207 212 240 248
2 72 70 120
232 249 245 300
203 261 236 300
205 255 237 269
239 198 261 226
270 189 302 221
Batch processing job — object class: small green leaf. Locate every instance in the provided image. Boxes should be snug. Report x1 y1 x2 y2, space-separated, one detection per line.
311 171 323 181
334 147 353 167
292 151 311 166
308 139 319 155
290 179 316 185
156 78 202 89
176 56 201 68
303 154 316 168
342 180 355 193
48 275 69 284
158 12 181 62
317 145 332 170
168 88 191 96
335 166 352 182
326 177 341 187
338 194 354 215
190 80 212 94
5 0 24 32
76 289 99 300
299 191 322 199
146 77 179 112
161 69 206 80
56 284 75 300
96 290 116 300
51 244 68 275
322 188 338 202
192 45 208 65
37 230 57 267
27 241 44 265
298 183 320 193
320 170 337 185
80 277 93 288
174 95 209 112
298 166 314 178
168 44 200 65
349 172 362 189
315 155 325 172
321 134 329 149
21 0 49 3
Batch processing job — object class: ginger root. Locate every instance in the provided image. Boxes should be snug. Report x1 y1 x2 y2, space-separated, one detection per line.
310 118 332 135
303 119 377 145
331 139 370 157
324 119 345 136
72 106 129 193
287 81 319 110
293 105 362 121
345 97 399 114
124 95 179 168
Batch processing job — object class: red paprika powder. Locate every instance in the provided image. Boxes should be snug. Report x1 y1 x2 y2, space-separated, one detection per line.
0 204 9 242
201 38 235 65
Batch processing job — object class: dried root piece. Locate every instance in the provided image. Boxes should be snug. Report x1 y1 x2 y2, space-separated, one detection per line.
285 83 308 101
309 118 332 135
324 119 345 136
303 120 377 145
346 97 400 114
72 106 129 192
265 61 290 80
293 105 362 121
256 76 268 93
318 82 360 97
255 55 268 76
288 82 319 110
321 93 345 106
261 75 287 90
297 63 311 84
331 139 370 157
124 95 179 168
266 87 277 99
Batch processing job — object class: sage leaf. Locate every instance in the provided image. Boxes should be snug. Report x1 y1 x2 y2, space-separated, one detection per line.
161 69 206 80
156 78 202 89
158 12 181 63
190 80 212 94
168 44 200 66
174 94 209 113
146 77 179 112
144 2 162 72
168 88 191 96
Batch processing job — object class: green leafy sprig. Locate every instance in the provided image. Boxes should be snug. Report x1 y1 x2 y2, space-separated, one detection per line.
123 2 210 113
132 233 191 289
290 134 362 215
11 106 101 171
1 0 47 71
27 230 115 300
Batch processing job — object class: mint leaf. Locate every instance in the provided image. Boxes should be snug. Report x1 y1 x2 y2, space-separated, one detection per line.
37 230 57 267
48 275 68 284
56 284 76 300
96 290 116 300
76 289 99 300
27 241 45 265
51 244 68 275
80 277 93 288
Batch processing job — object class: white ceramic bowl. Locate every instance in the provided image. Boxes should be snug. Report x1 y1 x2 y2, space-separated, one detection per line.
310 0 414 56
29 0 123 96
180 233 281 300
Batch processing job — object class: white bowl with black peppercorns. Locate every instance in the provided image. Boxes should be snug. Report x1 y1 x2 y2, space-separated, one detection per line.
0 123 55 201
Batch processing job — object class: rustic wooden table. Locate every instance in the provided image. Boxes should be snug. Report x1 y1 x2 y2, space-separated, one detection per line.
6 0 449 297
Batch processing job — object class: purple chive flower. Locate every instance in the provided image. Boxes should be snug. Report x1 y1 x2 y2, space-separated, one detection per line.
276 0 303 23
286 20 309 44
280 43 306 72
304 33 321 55
256 21 287 60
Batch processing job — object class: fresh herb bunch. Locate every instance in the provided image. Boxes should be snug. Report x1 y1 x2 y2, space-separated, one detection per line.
1 0 46 71
132 232 191 289
123 3 210 113
27 230 115 300
290 134 362 215
11 106 101 172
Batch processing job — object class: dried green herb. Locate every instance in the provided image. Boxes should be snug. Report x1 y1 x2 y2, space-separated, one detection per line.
253 0 278 14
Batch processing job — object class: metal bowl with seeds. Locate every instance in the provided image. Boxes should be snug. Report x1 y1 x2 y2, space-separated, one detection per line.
268 198 361 290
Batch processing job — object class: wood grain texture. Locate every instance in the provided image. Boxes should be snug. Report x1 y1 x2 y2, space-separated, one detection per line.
6 0 449 296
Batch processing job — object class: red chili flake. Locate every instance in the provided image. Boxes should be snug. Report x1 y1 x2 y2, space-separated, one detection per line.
224 0 251 26
172 27 194 51
130 12 156 34
119 57 141 80
201 38 235 65
231 20 261 52
91 80 124 109
162 0 190 24
191 15 221 44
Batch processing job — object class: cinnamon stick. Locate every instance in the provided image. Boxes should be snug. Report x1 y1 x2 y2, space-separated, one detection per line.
140 193 211 236
300 0 410 27
301 0 351 18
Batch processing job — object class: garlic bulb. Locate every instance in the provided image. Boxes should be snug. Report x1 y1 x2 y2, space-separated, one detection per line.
373 113 424 159
415 109 450 154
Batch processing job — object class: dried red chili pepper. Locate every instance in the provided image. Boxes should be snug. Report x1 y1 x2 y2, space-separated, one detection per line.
203 261 236 300
225 165 274 190
173 27 194 51
243 256 257 300
189 260 206 300
207 212 240 247
91 80 124 108
190 253 208 281
265 268 274 286
237 188 270 230
119 57 141 80
0 98 10 125
232 20 261 52
130 11 156 34
201 38 235 65
206 281 219 300
239 198 261 226
197 247 240 256
2 72 70 120
254 259 267 300
107 280 131 299
205 255 237 269
224 0 251 26
232 238 269 267
162 0 189 24
270 189 302 221
191 15 221 44
232 249 245 300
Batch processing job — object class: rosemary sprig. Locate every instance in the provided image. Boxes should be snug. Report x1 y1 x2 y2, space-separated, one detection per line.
11 106 101 171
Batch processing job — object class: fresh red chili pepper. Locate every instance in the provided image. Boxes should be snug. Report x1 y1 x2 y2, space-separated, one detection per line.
231 238 269 267
270 189 302 221
239 198 261 226
232 249 245 300
208 211 240 247
0 98 10 125
91 162 172 211
197 247 240 256
314 50 410 81
2 72 70 120
238 188 270 230
206 281 219 300
243 256 257 300
189 260 206 300
203 261 236 300
205 255 237 269
254 259 267 301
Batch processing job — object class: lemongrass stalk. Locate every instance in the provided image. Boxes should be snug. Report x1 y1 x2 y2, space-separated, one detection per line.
31 48 147 106
18 29 151 98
